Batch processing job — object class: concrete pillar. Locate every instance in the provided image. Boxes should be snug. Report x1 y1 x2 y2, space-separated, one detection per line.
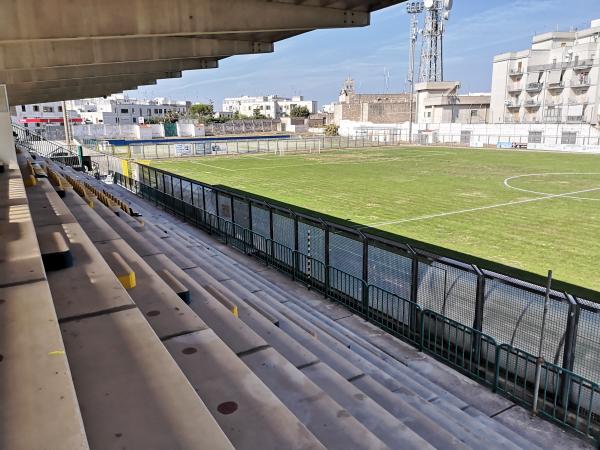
0 85 17 169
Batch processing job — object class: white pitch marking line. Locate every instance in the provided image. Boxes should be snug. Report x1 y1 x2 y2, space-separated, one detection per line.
360 186 600 229
504 172 600 201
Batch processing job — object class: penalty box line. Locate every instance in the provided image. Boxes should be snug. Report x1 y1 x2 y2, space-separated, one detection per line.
359 186 600 229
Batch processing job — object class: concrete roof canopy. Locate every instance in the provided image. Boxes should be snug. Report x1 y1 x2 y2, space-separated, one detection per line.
0 0 407 105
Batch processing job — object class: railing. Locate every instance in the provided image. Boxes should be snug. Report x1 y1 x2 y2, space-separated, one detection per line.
509 68 524 76
528 59 594 73
12 123 103 174
114 166 600 442
571 78 591 88
524 101 541 109
526 82 543 91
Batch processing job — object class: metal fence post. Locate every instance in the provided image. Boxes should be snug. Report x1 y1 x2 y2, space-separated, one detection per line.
562 294 580 372
361 232 369 318
408 245 421 342
321 221 330 297
268 205 275 260
561 294 580 406
293 214 300 279
472 265 486 359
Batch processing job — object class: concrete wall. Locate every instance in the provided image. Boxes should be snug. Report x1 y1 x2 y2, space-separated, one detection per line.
338 119 600 150
0 85 17 168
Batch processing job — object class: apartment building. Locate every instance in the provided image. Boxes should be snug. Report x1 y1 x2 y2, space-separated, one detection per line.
222 95 317 119
10 101 82 128
74 95 190 124
491 18 600 125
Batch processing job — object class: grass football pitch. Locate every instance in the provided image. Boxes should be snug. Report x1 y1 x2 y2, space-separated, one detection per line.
150 146 600 294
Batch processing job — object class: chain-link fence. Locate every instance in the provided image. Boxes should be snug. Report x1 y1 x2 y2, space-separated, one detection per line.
96 134 403 160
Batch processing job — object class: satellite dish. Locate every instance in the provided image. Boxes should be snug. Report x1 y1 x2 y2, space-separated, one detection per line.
444 10 450 20
444 0 453 10
424 0 434 9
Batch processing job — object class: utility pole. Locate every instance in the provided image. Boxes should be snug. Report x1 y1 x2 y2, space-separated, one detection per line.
406 2 423 144
62 100 73 150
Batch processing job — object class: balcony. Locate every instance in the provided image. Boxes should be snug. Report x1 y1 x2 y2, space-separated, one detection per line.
524 100 541 109
507 85 522 95
573 59 593 71
509 68 524 78
567 115 584 123
571 78 591 89
546 81 565 91
506 102 521 110
526 82 543 92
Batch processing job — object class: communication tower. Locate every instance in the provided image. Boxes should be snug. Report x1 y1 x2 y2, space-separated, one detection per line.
418 0 453 83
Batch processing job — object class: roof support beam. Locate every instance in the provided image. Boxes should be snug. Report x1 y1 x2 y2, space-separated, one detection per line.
0 38 272 71
0 59 218 85
7 71 182 92
7 80 158 106
0 0 369 42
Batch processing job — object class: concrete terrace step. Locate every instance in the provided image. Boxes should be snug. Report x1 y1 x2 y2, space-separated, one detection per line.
201 255 538 450
103 191 488 450
0 281 89 450
159 234 524 450
128 198 553 450
53 175 390 450
184 268 432 449
52 169 329 449
26 180 233 450
139 253 391 449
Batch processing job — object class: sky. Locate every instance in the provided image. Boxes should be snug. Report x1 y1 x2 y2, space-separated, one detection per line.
128 0 600 109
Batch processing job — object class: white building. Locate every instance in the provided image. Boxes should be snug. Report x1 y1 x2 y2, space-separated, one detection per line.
10 101 82 129
416 81 491 125
491 18 600 125
222 95 317 119
74 94 190 125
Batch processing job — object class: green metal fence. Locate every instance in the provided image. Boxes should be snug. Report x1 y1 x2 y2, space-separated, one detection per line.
111 170 600 442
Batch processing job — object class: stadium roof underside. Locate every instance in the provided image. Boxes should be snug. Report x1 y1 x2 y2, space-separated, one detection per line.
0 0 406 106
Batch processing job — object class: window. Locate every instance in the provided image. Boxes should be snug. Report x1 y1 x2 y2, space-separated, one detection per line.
528 131 542 143
58 106 63 113
561 132 577 145
42 106 54 113
121 108 129 114
470 110 478 117
33 105 40 112
21 105 26 112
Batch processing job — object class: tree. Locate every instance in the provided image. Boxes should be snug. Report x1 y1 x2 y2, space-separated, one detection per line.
324 124 339 136
290 105 310 118
189 103 214 120
252 108 267 119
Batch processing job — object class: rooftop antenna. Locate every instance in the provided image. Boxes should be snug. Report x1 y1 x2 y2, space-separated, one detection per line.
384 67 391 93
406 1 424 144
418 0 452 82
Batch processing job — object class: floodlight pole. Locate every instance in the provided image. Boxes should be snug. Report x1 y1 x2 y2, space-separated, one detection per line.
407 2 423 144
